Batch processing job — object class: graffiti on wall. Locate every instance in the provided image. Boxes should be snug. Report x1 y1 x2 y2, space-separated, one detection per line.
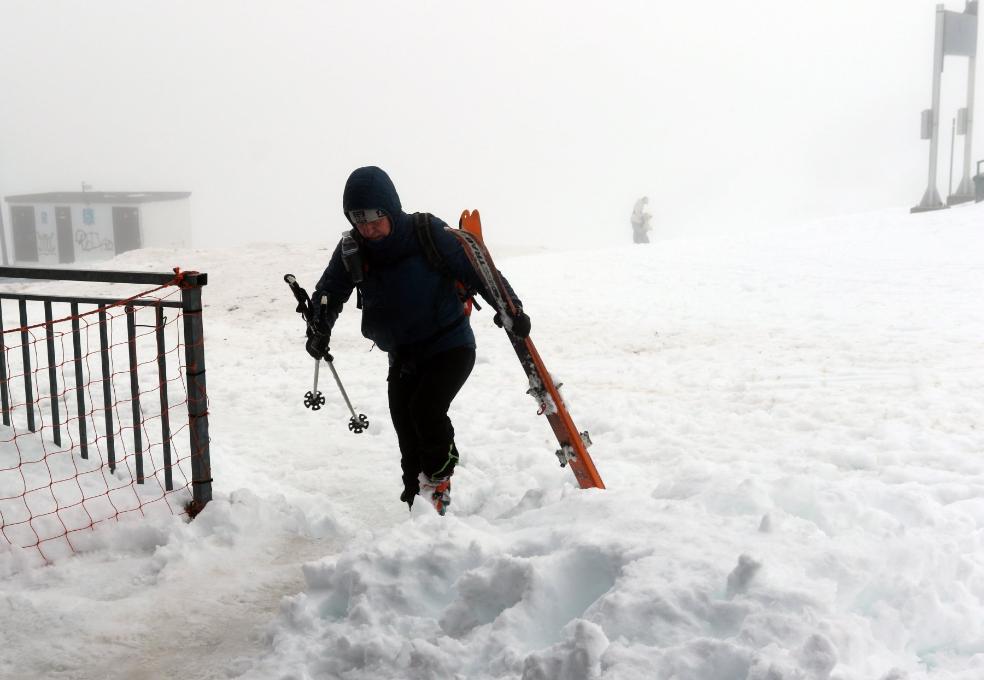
37 233 57 257
75 230 114 253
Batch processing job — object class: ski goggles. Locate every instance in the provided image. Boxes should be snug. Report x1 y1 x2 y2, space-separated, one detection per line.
347 208 387 225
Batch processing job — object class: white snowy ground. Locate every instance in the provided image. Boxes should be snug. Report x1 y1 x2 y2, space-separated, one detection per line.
1 204 983 680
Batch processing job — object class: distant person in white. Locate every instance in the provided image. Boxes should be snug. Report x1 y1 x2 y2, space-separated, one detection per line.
631 196 652 244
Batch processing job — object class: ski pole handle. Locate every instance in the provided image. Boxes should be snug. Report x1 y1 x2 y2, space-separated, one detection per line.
289 276 326 410
284 274 312 323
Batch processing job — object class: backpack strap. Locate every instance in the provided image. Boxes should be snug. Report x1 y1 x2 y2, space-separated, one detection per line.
413 212 480 313
413 213 454 280
339 229 366 309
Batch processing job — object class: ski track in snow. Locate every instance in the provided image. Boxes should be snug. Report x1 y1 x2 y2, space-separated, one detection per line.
1 207 984 679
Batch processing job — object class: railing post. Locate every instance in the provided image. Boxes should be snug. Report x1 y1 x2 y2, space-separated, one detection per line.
155 304 173 491
125 305 143 483
19 300 35 432
98 308 115 472
0 301 9 427
44 301 61 446
71 304 87 459
181 282 211 515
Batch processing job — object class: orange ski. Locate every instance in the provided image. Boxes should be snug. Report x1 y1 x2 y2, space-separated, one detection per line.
459 208 484 241
453 210 604 490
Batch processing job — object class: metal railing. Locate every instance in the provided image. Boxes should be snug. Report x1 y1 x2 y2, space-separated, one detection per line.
0 266 212 515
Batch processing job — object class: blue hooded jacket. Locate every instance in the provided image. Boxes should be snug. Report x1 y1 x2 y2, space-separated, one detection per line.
312 166 520 362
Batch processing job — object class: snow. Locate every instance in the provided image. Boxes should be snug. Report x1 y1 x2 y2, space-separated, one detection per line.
2 205 984 679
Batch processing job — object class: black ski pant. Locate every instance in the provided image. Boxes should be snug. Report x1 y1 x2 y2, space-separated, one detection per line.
388 345 476 496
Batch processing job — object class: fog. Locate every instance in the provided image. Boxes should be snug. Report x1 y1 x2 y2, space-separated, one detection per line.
0 1 976 250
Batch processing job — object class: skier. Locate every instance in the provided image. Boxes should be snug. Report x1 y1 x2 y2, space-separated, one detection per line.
631 196 653 244
304 166 530 515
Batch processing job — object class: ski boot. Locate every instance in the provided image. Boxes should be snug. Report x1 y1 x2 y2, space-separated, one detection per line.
418 473 451 516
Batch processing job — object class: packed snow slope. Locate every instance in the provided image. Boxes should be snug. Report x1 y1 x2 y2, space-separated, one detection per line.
2 205 984 680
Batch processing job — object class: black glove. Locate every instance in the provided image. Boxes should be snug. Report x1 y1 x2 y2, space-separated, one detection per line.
305 328 332 361
493 309 531 338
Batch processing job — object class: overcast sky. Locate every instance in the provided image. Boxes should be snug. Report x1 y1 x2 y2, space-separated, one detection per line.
0 1 977 249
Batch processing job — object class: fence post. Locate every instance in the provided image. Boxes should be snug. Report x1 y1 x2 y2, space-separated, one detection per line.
19 300 35 432
0 301 9 426
44 300 61 446
155 304 173 490
70 304 87 459
125 305 143 484
181 281 211 516
98 308 115 472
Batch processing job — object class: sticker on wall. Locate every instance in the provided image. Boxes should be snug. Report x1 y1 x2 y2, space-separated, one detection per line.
83 208 95 226
40 210 48 225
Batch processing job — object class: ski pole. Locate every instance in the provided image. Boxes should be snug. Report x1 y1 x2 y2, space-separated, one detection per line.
323 356 369 433
303 358 326 410
285 273 370 432
316 289 368 433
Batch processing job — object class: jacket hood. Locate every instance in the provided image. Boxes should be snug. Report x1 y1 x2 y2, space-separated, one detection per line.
342 166 403 226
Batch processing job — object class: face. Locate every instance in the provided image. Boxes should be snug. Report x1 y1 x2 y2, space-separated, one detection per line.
355 215 392 241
